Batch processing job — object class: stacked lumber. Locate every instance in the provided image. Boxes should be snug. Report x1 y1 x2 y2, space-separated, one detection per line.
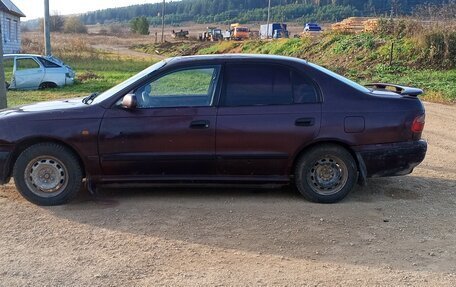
363 19 379 32
332 17 379 33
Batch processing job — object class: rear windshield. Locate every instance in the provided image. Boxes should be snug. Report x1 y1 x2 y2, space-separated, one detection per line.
307 62 371 93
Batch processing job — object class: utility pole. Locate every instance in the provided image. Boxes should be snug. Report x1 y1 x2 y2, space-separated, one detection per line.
0 22 7 109
266 0 271 39
44 0 51 55
161 0 165 43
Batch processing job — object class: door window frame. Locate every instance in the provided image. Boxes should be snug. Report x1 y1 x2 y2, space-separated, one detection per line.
116 64 222 110
14 57 42 72
219 61 322 107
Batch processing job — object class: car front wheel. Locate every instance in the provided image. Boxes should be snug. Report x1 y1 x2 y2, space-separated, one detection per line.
295 144 357 203
13 143 83 206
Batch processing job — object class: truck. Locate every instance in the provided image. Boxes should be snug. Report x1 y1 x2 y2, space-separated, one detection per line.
230 23 250 40
198 27 223 42
260 23 289 39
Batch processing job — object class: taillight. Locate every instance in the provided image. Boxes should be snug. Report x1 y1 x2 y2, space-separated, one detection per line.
411 114 425 133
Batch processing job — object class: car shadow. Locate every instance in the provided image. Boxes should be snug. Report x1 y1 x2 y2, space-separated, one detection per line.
18 175 456 273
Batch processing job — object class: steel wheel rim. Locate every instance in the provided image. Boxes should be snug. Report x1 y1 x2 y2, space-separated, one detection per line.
24 156 69 198
307 155 348 196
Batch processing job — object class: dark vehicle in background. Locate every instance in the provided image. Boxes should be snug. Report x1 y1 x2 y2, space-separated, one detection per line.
304 23 322 32
0 55 427 206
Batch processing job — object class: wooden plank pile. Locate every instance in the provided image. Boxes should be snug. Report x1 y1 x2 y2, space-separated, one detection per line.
332 17 379 33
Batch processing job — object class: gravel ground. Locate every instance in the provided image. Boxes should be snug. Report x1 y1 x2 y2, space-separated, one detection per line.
0 102 455 286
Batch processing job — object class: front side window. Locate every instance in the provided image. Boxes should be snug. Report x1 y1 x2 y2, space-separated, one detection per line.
3 58 14 81
223 63 293 106
16 58 41 70
136 66 220 108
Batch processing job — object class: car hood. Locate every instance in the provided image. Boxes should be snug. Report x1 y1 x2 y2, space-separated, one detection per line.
0 98 104 120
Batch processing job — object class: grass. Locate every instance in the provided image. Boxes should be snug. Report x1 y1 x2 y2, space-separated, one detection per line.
151 68 215 95
193 31 456 103
7 26 455 107
7 55 155 107
368 68 456 104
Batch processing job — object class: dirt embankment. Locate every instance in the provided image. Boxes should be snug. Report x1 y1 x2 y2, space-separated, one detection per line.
0 102 455 286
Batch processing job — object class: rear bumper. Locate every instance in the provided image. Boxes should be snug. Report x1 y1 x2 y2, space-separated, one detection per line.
354 140 427 178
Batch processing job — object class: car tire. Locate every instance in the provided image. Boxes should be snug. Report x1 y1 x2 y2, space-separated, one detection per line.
5 81 10 89
39 82 57 90
294 144 357 203
13 143 83 206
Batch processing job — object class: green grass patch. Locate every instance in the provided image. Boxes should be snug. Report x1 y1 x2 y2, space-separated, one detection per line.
368 68 456 103
7 56 155 107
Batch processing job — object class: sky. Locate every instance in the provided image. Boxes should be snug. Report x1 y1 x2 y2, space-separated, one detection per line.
13 0 163 20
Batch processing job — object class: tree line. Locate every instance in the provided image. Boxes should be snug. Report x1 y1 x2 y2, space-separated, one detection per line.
80 0 451 25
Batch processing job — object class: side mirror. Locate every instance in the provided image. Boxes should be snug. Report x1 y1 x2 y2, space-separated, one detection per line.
121 94 137 109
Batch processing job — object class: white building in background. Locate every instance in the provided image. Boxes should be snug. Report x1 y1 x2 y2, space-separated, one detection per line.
0 0 25 53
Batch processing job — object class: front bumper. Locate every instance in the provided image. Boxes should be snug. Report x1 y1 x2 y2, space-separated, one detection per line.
0 150 12 184
354 140 427 178
0 145 12 184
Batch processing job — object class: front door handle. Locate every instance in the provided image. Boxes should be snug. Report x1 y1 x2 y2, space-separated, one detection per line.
190 120 210 129
295 117 315 127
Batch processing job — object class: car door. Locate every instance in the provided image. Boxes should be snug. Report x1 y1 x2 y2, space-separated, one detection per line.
98 65 221 179
14 57 45 89
216 62 322 177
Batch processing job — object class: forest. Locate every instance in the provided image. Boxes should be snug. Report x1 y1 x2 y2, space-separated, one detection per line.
80 0 452 25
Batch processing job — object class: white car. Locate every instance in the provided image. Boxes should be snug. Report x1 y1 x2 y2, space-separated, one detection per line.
3 54 75 90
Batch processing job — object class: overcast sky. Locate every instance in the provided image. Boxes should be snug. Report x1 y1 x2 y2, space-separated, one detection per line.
14 0 163 20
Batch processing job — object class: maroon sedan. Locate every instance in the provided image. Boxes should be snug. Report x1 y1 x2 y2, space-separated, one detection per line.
0 55 427 205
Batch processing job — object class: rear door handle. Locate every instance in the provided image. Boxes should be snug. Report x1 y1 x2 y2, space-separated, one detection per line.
295 117 315 127
190 120 210 129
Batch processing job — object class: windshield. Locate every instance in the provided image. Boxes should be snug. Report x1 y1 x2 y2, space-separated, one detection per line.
91 60 168 105
307 62 371 93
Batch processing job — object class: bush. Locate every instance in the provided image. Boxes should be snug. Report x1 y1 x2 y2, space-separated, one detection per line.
130 17 150 35
377 18 424 38
39 14 65 32
64 17 88 34
108 23 124 35
419 31 456 68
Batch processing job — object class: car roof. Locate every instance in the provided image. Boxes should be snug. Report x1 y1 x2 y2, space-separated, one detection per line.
3 54 43 58
169 54 309 65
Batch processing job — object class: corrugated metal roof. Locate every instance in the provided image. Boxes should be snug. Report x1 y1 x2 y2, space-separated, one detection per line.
0 0 26 17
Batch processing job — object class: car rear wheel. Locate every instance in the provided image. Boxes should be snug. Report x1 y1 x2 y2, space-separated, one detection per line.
294 144 357 203
13 143 83 206
39 82 57 90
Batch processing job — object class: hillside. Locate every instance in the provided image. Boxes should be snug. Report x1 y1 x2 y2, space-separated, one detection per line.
133 19 456 103
80 0 449 26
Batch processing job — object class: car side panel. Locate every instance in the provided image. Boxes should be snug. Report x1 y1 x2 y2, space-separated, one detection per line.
14 57 45 90
216 104 321 176
41 67 67 87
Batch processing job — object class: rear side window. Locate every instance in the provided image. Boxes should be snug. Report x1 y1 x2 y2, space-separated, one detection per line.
38 57 61 68
293 71 319 103
223 63 293 106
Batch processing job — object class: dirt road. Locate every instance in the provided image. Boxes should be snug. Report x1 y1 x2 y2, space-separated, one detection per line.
0 102 455 286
